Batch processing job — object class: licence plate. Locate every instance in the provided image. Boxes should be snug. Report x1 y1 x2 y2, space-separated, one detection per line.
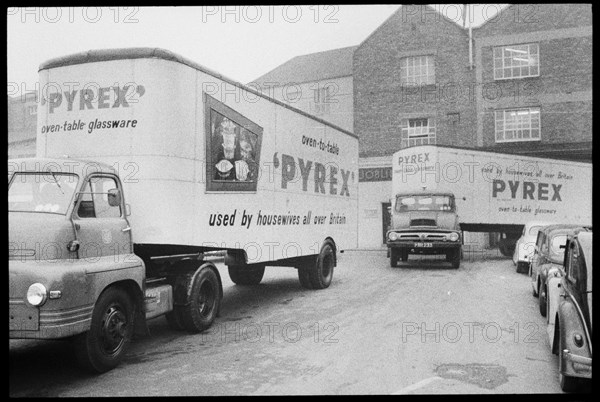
414 242 433 248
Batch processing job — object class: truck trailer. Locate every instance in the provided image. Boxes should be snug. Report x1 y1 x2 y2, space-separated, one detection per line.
386 145 591 268
8 48 358 372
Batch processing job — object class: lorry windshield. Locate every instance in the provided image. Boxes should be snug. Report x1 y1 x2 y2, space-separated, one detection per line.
395 195 454 212
9 173 79 215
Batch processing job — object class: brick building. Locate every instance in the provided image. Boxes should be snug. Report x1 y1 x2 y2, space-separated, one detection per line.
8 92 37 158
473 3 592 161
250 46 356 132
353 4 592 248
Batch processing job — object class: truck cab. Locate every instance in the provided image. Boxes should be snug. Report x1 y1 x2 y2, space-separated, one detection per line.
386 192 462 268
9 158 147 369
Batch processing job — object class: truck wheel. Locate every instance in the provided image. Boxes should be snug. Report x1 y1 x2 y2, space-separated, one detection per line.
73 287 135 373
539 285 547 317
181 265 221 333
308 241 335 289
451 249 460 269
228 265 265 285
298 266 313 289
401 250 408 262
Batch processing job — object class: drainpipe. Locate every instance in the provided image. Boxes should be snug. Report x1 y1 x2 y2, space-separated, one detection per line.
468 5 473 70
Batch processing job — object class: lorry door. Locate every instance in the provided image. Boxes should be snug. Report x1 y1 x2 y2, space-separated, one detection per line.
72 174 133 260
382 202 391 244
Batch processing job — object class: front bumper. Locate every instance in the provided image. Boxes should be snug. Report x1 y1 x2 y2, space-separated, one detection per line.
387 241 461 254
561 349 592 379
9 299 94 339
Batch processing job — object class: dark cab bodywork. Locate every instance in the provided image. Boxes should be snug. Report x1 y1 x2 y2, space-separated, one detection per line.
530 224 589 317
553 230 592 391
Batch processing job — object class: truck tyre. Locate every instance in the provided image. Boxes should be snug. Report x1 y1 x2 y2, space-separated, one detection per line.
228 265 265 286
307 241 335 289
73 287 135 373
389 249 398 267
451 249 461 269
539 284 547 317
401 250 408 262
181 265 221 333
298 266 313 289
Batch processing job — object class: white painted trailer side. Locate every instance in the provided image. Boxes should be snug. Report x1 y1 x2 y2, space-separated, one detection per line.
392 145 591 228
37 48 358 264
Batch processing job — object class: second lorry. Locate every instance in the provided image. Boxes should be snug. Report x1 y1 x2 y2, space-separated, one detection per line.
386 145 592 268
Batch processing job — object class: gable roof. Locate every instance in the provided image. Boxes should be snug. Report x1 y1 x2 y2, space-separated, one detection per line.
357 4 469 51
249 45 357 87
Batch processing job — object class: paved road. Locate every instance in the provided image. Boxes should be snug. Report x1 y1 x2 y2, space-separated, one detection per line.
9 250 565 396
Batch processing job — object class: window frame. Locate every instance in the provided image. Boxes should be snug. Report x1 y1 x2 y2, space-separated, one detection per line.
401 117 436 148
400 55 435 86
493 43 540 80
494 107 541 143
74 174 123 219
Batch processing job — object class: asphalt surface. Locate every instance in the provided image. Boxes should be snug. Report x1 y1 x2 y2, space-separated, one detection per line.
9 249 568 396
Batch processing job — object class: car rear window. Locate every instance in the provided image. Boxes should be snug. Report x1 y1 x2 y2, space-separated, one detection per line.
529 225 544 236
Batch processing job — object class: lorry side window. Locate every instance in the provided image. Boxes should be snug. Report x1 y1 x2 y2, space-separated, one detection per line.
77 176 121 219
91 177 121 218
77 181 96 218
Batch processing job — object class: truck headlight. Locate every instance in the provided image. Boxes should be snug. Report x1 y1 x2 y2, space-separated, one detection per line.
27 283 48 306
389 232 399 241
448 232 459 242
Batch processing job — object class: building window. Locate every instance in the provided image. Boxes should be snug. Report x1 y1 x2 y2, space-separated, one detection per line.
401 55 435 85
27 105 37 115
401 117 436 147
493 43 539 80
312 86 331 115
495 108 541 142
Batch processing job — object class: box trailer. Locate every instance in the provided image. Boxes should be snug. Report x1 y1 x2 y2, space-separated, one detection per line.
9 48 358 372
386 145 591 268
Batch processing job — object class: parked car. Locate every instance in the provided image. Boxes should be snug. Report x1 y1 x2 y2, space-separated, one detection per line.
530 224 588 317
551 230 592 392
513 220 555 273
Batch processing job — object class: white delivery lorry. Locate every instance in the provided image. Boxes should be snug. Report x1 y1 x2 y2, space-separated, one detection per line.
8 48 358 372
386 145 592 268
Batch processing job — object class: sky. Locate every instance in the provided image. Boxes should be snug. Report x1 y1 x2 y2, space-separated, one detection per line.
7 5 507 96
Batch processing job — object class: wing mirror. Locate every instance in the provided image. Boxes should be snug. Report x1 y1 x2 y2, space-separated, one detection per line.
107 188 122 207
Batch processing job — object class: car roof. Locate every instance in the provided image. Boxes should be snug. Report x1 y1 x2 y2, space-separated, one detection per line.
525 220 556 228
542 224 590 237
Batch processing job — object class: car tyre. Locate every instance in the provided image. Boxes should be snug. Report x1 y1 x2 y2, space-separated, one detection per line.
539 284 547 317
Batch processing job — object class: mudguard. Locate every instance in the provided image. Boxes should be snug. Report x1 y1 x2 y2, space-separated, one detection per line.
557 299 592 378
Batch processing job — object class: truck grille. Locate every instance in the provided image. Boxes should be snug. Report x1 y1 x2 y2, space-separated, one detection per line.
396 233 448 241
410 219 436 227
